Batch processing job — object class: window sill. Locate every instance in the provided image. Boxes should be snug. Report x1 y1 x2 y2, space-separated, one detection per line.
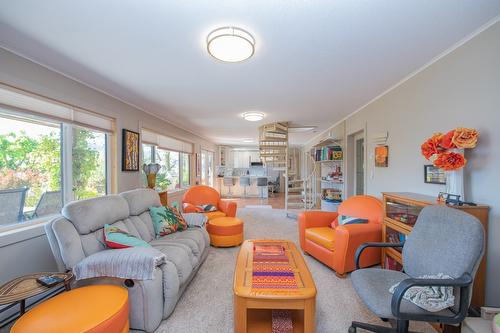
167 187 190 195
0 217 55 248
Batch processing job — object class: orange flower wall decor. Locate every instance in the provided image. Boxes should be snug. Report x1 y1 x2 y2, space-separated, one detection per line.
452 127 479 149
420 133 444 160
421 127 479 171
433 152 467 171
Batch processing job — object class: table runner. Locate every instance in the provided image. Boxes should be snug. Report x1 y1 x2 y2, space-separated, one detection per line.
251 242 298 289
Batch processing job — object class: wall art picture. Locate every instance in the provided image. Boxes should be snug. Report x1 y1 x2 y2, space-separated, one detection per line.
122 129 140 171
375 145 389 167
424 164 446 185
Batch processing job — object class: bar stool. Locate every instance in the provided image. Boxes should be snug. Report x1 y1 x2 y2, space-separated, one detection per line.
256 177 268 204
239 176 250 198
223 177 235 197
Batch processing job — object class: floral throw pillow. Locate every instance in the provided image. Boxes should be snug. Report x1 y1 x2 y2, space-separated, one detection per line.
195 204 218 212
149 206 187 237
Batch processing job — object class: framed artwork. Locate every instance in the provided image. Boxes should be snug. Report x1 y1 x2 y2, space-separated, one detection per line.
122 129 140 171
424 165 446 184
375 145 389 167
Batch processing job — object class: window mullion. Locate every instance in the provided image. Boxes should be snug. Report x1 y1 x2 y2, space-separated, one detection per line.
62 124 74 204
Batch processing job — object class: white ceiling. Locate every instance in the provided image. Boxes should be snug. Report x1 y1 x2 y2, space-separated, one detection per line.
1 1 499 145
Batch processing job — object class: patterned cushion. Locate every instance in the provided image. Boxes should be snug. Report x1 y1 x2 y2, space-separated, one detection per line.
195 204 217 212
337 215 368 225
149 206 187 237
103 224 151 248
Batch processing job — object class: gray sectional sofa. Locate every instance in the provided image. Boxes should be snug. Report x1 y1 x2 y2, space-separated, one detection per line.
45 188 210 332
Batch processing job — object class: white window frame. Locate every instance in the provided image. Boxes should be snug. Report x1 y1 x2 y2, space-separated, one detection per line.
62 123 111 203
142 144 191 192
0 102 114 234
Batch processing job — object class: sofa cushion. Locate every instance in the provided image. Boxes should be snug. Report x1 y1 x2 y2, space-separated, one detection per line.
151 242 194 285
120 188 161 216
204 211 226 220
305 227 335 251
62 195 129 234
150 228 209 264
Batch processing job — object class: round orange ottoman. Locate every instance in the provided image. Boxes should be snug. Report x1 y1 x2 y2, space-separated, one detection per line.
11 285 129 333
207 216 244 247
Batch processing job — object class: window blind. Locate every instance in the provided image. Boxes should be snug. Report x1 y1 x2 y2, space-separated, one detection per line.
0 84 114 133
142 128 193 154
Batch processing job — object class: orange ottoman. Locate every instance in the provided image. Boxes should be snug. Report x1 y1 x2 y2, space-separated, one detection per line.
11 285 129 333
207 216 244 247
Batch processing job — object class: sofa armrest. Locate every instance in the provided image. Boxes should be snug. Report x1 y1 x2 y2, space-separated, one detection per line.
182 202 198 213
219 199 237 217
73 247 166 281
333 223 382 275
298 211 338 250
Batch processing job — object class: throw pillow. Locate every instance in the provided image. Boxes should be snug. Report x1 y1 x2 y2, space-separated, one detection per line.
149 206 187 237
103 224 151 249
337 215 369 225
196 204 217 212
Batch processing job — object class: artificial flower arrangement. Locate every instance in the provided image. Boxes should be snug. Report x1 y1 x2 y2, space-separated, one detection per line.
421 128 479 171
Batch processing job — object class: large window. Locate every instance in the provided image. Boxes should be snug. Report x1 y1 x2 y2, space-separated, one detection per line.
142 144 190 191
0 111 110 228
71 127 107 200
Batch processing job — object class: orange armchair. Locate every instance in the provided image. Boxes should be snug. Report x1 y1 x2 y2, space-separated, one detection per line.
182 185 237 220
298 195 383 276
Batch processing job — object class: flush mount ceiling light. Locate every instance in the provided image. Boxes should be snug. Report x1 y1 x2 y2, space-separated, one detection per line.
288 126 317 133
242 139 254 143
207 27 255 62
242 111 265 122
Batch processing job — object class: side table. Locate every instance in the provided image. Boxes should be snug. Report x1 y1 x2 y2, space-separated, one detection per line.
0 272 73 328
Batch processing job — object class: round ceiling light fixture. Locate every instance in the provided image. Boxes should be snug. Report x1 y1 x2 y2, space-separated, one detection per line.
242 111 265 122
207 27 255 62
242 138 254 143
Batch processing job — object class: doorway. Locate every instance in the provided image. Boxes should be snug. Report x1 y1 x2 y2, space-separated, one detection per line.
200 149 214 187
346 130 365 197
354 133 365 195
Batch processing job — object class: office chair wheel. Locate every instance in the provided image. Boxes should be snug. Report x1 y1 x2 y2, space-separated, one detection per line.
348 326 356 333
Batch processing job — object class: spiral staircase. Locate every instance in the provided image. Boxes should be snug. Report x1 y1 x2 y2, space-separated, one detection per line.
259 122 317 215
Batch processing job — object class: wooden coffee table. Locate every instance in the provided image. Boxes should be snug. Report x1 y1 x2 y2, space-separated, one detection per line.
233 240 317 333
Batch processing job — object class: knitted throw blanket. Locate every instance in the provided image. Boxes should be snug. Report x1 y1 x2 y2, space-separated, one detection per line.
389 273 455 312
74 247 166 281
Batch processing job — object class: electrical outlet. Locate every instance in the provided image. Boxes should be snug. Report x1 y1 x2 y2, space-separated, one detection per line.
481 306 500 320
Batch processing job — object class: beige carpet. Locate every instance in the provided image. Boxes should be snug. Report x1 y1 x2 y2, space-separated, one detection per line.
155 208 435 333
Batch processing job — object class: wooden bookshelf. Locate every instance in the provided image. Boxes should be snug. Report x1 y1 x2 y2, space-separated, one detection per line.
381 192 489 309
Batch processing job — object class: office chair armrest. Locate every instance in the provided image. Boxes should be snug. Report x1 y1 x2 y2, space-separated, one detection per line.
355 242 404 270
390 272 473 324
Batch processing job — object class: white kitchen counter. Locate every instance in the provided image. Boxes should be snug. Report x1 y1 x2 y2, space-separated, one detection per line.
216 176 268 198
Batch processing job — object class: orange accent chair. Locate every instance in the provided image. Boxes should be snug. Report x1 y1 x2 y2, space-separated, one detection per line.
298 195 384 276
182 185 237 220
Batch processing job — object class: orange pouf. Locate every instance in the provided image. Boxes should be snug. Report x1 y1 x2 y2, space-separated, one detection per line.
207 216 244 247
11 285 129 333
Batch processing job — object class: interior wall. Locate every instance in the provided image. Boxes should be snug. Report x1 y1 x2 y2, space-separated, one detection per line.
309 21 500 306
0 48 216 286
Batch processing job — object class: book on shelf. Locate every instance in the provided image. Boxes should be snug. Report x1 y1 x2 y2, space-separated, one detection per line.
315 146 343 161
